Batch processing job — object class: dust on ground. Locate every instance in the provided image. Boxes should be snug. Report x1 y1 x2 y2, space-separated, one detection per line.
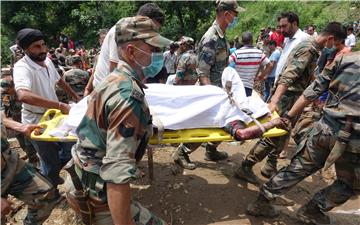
4 138 360 225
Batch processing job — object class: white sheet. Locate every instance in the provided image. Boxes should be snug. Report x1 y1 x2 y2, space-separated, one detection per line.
50 67 269 137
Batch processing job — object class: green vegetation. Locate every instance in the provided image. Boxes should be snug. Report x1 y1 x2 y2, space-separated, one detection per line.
1 1 359 67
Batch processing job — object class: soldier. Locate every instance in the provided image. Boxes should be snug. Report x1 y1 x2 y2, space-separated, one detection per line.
0 74 39 165
234 22 348 183
173 37 198 85
247 51 360 225
67 16 171 224
63 55 90 98
1 111 58 224
172 0 245 170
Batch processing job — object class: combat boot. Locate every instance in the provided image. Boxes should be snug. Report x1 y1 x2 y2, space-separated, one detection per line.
204 144 228 161
260 160 277 178
234 160 260 184
296 200 330 224
247 194 279 218
172 146 196 170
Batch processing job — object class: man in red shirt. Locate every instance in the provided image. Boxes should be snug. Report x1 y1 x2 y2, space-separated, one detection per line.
270 25 285 47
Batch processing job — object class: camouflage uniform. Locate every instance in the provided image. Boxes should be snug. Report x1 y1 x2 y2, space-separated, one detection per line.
258 51 360 220
63 68 90 97
173 20 230 169
1 116 57 224
197 20 230 88
174 49 198 85
70 60 165 225
1 74 38 164
239 38 321 176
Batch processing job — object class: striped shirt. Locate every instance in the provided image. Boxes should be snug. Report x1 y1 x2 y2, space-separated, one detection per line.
229 46 270 89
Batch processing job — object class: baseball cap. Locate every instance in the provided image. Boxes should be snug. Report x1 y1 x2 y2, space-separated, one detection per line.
216 0 246 13
115 16 172 48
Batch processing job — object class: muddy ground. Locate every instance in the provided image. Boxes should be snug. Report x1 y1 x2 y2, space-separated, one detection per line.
4 138 360 225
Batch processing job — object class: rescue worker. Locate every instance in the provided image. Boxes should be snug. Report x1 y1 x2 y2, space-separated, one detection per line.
66 16 172 225
247 51 360 225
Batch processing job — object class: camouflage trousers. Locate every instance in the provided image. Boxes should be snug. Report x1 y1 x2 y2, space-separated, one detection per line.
244 90 302 166
261 120 360 211
15 132 39 164
178 142 220 154
1 149 57 225
64 175 166 225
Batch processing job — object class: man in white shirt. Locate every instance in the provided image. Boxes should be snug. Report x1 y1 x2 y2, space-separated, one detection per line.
274 12 309 81
13 28 80 193
345 27 356 49
88 3 165 91
163 42 178 75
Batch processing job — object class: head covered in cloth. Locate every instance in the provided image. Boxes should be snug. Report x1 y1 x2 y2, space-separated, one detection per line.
16 28 45 50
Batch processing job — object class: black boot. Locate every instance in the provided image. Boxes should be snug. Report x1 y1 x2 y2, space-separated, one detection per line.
172 145 196 170
204 144 228 161
296 200 330 224
247 194 279 218
234 160 260 184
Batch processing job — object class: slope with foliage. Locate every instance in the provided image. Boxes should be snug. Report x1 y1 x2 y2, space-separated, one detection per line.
1 1 359 67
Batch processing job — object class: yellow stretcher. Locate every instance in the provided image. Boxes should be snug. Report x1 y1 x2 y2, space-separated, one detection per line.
31 109 287 144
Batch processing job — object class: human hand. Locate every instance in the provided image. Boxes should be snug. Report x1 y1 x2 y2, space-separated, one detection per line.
267 102 278 113
1 198 13 218
21 124 43 137
59 102 71 114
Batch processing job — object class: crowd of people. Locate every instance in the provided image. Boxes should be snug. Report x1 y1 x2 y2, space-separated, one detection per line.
1 1 359 225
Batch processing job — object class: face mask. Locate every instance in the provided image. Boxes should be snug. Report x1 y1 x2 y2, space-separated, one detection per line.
133 46 164 78
227 16 238 30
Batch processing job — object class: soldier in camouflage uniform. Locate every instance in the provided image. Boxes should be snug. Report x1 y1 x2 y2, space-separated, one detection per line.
67 16 171 225
173 38 198 85
234 22 348 183
172 0 245 170
1 111 57 224
63 55 90 98
247 51 360 225
1 68 39 164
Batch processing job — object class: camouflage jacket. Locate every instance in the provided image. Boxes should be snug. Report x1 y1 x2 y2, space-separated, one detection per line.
63 68 90 97
72 60 152 185
197 20 229 87
303 51 360 134
277 38 321 93
175 50 198 84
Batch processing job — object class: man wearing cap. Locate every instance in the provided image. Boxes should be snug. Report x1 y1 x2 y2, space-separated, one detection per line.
63 55 90 98
68 16 171 224
172 0 244 170
13 28 80 192
173 37 197 85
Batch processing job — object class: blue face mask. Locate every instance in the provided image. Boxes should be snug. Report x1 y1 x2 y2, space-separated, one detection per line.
227 17 238 30
133 46 164 78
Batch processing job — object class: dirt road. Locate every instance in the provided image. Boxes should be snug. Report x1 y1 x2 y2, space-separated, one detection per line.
5 139 360 225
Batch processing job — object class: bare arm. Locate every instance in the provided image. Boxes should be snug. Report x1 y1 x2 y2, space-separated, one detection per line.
257 62 274 81
267 84 288 112
2 111 41 136
199 76 211 85
287 95 312 118
17 89 70 114
57 78 81 102
109 61 118 73
107 183 135 225
84 75 94 96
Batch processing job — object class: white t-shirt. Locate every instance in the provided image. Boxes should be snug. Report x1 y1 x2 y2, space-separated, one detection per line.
345 33 356 48
274 29 309 81
163 50 177 74
13 55 60 124
92 25 119 87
